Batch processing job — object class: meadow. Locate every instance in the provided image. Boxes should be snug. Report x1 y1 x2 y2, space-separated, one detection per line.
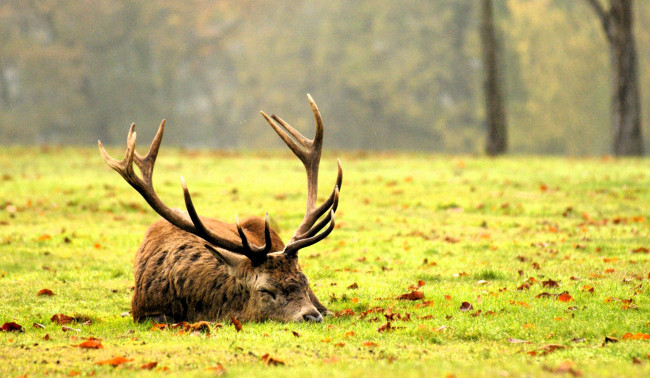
1 146 649 377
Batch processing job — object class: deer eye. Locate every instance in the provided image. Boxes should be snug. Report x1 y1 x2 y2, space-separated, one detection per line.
259 289 276 300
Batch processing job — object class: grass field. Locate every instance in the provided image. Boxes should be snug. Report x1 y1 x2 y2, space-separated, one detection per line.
1 146 649 377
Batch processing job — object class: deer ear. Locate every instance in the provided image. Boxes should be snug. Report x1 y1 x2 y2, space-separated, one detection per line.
204 244 248 269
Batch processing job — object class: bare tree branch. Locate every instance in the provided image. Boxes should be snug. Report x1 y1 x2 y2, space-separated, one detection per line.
585 0 608 20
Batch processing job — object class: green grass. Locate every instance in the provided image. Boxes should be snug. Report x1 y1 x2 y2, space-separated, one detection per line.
1 146 649 377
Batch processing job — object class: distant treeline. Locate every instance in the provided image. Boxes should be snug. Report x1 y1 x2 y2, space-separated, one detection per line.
1 0 649 154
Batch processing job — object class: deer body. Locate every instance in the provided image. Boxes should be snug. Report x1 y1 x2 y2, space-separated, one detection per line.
132 217 325 322
100 95 341 323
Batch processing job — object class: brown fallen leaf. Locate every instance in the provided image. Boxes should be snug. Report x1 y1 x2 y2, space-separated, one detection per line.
291 331 300 338
460 302 473 312
603 336 619 345
205 363 226 374
362 341 379 347
397 290 424 301
542 279 559 288
414 301 434 308
347 282 359 290
51 314 75 325
558 293 573 302
631 247 649 254
38 288 55 296
336 309 354 317
377 321 393 333
1 322 24 332
261 353 285 366
33 323 45 329
141 362 157 370
231 317 242 332
544 361 581 377
507 338 530 344
538 344 568 355
95 356 134 366
76 337 103 349
62 326 81 332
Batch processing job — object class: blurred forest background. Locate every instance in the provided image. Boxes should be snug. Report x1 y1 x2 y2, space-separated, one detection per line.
1 0 649 154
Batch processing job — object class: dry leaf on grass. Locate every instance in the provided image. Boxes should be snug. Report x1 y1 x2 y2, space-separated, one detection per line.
95 356 133 367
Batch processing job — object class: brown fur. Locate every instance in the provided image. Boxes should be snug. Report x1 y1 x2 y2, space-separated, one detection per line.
132 216 329 323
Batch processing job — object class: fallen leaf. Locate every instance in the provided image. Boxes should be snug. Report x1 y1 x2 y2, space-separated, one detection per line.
542 279 559 288
1 322 24 332
622 332 650 340
336 309 354 317
362 341 378 347
291 331 300 338
415 301 434 308
522 323 535 329
141 362 157 370
261 353 285 366
231 317 242 332
377 321 393 333
537 344 568 355
631 247 649 254
459 302 473 312
95 356 133 367
76 338 103 349
544 361 581 377
62 326 81 332
33 323 45 329
51 314 75 325
507 338 530 344
510 300 530 308
603 336 619 344
558 293 573 302
347 283 359 289
38 289 55 296
397 290 424 301
205 363 226 374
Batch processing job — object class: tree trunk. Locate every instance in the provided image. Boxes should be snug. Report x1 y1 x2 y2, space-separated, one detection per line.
586 0 643 155
480 0 507 156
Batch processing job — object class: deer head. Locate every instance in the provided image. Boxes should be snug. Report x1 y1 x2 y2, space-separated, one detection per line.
98 95 341 323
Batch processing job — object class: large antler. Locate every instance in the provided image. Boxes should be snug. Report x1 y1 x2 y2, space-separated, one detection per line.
98 120 272 263
261 94 342 256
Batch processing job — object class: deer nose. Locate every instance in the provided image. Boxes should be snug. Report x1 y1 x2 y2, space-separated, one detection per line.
302 311 323 323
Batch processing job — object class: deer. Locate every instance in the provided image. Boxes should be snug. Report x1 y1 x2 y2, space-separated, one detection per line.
98 95 341 323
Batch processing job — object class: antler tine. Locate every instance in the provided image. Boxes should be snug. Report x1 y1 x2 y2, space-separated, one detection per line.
134 119 165 183
294 185 339 240
235 213 273 257
284 210 336 256
98 123 138 182
181 177 243 252
260 111 306 162
307 93 324 148
305 159 343 230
